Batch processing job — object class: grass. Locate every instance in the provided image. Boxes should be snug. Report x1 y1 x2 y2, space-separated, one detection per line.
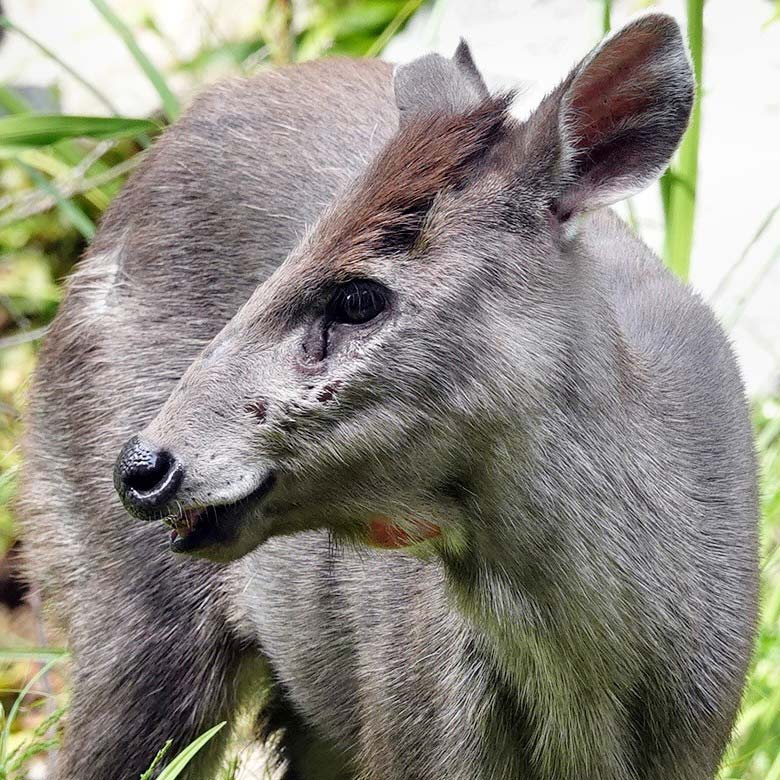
0 0 779 777
0 114 158 147
718 400 780 779
0 16 120 116
662 0 704 280
143 723 226 780
88 0 181 121
0 677 225 780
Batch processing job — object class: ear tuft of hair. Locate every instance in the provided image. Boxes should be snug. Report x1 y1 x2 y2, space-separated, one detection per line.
320 93 514 263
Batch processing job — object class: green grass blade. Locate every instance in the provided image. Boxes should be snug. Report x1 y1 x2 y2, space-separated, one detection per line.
662 0 704 280
726 245 780 328
0 85 31 115
154 722 225 780
365 0 427 58
17 160 96 239
0 114 158 147
0 648 68 662
139 740 172 780
659 167 671 225
602 0 612 35
0 15 152 148
88 0 180 121
711 199 780 301
763 0 780 28
0 15 120 115
767 746 780 780
0 657 60 763
13 147 111 210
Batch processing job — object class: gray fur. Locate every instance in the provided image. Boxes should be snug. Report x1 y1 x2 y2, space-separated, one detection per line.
393 39 488 125
20 14 758 780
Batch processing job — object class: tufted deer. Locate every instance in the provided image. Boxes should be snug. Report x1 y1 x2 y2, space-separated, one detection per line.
20 13 758 780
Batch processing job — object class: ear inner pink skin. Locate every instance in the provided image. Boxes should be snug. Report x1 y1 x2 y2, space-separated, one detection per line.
368 515 442 549
569 28 658 150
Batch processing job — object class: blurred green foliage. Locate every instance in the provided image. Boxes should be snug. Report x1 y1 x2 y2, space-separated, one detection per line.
722 399 780 780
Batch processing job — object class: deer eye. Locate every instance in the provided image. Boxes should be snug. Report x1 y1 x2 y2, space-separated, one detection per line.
327 280 388 325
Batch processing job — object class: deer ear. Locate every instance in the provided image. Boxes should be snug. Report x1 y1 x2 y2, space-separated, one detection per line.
393 40 489 127
527 13 694 220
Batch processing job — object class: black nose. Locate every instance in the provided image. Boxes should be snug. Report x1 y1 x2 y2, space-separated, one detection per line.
114 435 183 517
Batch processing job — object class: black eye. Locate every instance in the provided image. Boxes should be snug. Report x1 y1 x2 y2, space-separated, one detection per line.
327 280 388 325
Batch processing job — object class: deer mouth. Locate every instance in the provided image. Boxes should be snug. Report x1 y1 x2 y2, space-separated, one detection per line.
162 472 277 554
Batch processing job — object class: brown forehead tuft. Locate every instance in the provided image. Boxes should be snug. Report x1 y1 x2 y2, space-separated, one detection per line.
317 93 514 269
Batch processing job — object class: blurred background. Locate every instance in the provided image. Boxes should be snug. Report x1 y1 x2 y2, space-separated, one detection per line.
0 1 778 778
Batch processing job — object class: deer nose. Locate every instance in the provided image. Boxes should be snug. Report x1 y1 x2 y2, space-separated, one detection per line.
114 435 183 517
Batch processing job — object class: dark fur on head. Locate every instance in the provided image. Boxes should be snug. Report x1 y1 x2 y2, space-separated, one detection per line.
320 94 513 261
